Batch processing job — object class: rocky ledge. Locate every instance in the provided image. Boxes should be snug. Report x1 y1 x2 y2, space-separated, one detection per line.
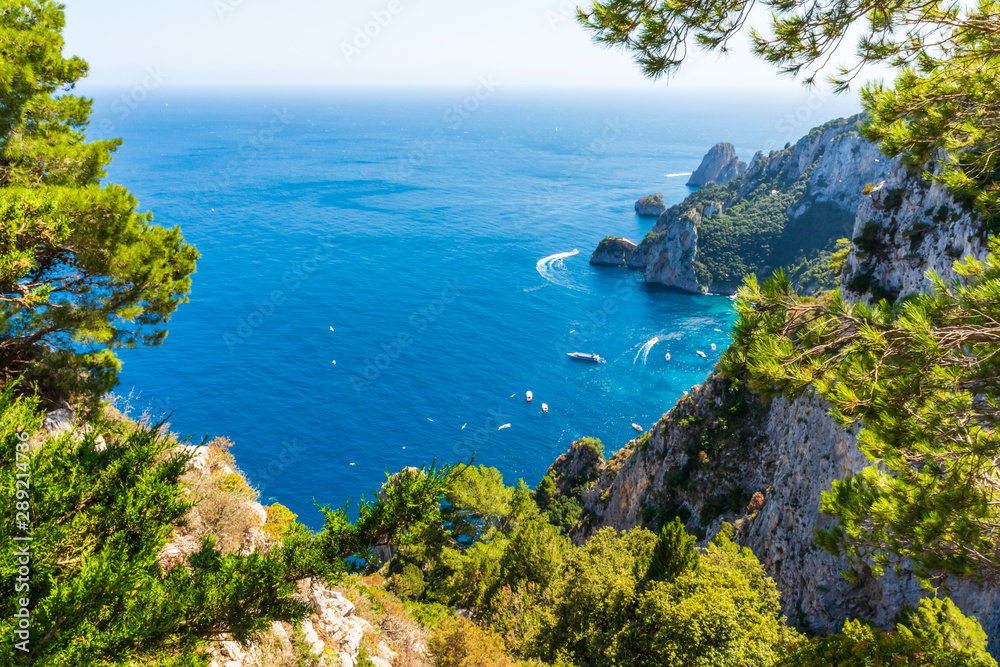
634 192 667 217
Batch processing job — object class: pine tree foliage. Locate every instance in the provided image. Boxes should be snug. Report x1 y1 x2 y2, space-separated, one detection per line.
644 516 699 584
722 239 1000 583
0 0 198 405
0 387 309 666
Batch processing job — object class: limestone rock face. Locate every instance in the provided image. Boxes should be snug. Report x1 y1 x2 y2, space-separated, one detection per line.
590 237 638 267
634 192 667 217
687 142 746 187
844 159 986 302
205 578 405 667
571 166 1000 643
641 211 701 293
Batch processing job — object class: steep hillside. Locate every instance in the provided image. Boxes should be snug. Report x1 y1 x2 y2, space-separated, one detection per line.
572 154 1000 645
592 116 893 294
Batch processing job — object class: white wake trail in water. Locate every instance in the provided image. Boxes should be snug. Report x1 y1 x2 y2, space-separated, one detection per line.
535 250 584 291
633 336 661 364
664 172 693 178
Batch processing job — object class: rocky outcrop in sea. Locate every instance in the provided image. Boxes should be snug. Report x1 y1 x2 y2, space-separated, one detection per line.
686 142 746 187
634 192 667 217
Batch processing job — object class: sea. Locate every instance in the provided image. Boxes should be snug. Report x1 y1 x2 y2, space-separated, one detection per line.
84 86 860 527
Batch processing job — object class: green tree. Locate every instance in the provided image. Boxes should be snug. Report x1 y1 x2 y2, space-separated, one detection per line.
620 528 796 667
778 616 996 667
724 242 1000 581
895 597 994 660
0 0 198 405
645 517 699 584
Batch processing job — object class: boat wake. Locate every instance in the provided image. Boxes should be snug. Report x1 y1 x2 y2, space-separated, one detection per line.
535 250 585 291
664 172 693 178
633 336 661 365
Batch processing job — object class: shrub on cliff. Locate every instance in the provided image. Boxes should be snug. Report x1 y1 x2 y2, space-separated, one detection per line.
0 387 311 666
777 615 996 667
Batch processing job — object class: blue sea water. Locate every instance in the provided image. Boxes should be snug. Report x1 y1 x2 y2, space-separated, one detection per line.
87 87 859 527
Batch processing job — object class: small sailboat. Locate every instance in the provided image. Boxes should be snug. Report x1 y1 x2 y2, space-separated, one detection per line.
542 403 549 413
665 352 671 361
696 350 707 358
526 391 533 402
498 423 511 430
710 343 717 351
632 423 644 432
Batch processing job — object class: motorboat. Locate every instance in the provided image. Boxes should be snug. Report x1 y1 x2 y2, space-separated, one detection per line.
632 423 643 432
498 423 511 430
665 353 671 361
710 343 716 350
568 352 604 363
542 403 548 413
526 391 533 402
696 350 707 358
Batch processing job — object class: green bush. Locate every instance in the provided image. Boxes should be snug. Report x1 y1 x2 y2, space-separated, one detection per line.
778 616 997 667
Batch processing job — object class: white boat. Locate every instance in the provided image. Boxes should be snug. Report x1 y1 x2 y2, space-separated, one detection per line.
710 343 717 350
665 353 671 361
542 403 548 413
714 328 722 332
568 352 604 363
696 350 707 358
632 423 643 432
498 423 511 430
526 391 533 402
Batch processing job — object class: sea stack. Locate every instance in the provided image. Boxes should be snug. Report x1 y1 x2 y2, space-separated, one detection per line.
687 143 746 187
634 193 667 217
590 236 638 266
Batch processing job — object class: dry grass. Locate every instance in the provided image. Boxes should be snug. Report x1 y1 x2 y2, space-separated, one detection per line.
182 437 263 555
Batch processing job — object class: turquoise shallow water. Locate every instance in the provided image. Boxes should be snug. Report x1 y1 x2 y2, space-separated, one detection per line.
88 88 858 526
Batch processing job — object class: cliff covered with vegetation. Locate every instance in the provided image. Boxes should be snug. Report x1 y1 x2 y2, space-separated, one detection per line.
592 116 892 294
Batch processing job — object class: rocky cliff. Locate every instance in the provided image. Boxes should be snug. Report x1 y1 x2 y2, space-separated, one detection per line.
569 155 1000 645
606 116 894 294
687 142 746 187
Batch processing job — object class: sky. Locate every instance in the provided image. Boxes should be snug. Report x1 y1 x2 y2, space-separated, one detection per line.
60 0 867 93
